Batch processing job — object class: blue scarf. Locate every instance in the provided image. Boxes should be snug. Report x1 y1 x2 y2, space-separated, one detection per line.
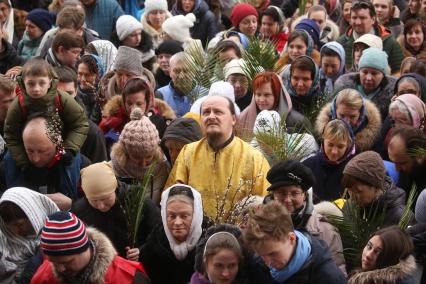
269 230 312 283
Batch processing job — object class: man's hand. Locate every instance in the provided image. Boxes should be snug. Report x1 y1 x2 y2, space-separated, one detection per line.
46 193 72 211
125 247 140 261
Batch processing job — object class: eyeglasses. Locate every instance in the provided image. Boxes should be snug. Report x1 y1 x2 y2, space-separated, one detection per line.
274 191 304 200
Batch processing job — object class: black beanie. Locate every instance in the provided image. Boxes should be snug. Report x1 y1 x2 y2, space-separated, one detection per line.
155 40 184 56
161 118 202 144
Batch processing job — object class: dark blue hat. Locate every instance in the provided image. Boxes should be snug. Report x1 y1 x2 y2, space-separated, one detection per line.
295 19 321 48
26 8 55 34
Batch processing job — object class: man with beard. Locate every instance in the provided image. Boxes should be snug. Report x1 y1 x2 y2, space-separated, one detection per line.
165 95 270 218
388 126 426 203
31 211 149 284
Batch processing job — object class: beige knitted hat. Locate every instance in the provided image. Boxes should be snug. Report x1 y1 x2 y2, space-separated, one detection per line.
119 108 160 159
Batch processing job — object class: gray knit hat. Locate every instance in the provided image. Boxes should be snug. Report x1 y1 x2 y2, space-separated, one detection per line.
343 151 385 189
114 46 144 76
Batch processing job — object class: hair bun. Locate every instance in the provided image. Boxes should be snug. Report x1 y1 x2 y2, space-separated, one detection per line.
130 107 143 121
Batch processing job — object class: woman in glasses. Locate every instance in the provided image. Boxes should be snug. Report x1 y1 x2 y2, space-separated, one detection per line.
264 160 347 275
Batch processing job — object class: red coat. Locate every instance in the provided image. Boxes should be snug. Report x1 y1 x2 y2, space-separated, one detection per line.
271 31 289 53
30 228 149 284
31 256 148 284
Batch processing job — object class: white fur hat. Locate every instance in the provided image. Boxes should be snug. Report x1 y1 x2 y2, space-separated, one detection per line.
144 0 168 15
162 13 196 43
254 110 281 135
190 81 241 115
116 15 144 41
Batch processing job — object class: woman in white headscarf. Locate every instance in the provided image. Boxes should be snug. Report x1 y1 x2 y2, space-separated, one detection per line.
0 0 16 47
0 187 59 281
140 184 210 284
86 39 118 73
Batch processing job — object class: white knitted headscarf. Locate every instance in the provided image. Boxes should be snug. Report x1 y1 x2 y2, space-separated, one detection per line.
160 184 203 260
0 187 59 276
2 0 14 44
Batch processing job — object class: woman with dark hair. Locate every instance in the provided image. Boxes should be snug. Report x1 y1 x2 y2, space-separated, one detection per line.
401 0 421 23
140 184 212 284
277 30 321 67
349 226 416 284
260 6 288 53
397 19 426 59
280 55 322 114
76 54 104 123
99 77 174 150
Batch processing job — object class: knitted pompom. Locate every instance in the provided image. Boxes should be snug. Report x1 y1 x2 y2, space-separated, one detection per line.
186 13 196 25
130 107 143 121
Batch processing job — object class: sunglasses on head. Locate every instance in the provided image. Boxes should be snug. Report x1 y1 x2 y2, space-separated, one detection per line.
351 0 375 10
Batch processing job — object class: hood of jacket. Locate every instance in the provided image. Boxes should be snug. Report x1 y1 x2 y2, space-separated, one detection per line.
102 95 125 118
381 175 406 210
52 228 117 283
348 255 416 284
315 98 382 152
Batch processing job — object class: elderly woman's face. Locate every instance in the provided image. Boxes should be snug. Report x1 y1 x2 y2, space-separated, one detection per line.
5 218 35 237
390 108 412 127
347 181 380 207
166 200 193 243
396 80 420 97
272 185 305 213
360 68 384 93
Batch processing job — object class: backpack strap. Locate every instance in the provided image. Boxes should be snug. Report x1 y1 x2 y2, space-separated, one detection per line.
17 85 26 119
54 94 62 113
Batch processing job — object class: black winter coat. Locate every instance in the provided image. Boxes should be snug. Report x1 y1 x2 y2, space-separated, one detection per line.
247 233 347 284
172 0 219 47
0 39 24 74
71 182 161 257
302 152 351 201
140 217 212 284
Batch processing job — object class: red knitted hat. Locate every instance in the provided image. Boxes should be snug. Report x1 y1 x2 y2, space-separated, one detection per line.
230 3 258 28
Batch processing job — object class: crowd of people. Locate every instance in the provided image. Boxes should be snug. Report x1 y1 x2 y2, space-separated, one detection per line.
0 0 425 283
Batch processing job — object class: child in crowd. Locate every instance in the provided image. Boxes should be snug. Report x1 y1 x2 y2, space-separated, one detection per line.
4 58 88 171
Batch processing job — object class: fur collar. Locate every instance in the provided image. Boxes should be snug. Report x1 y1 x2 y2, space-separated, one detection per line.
102 95 124 118
315 99 382 152
52 228 117 284
348 255 416 284
102 95 176 120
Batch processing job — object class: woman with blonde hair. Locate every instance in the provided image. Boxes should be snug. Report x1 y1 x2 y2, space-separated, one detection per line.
303 119 355 201
316 89 382 152
140 0 172 49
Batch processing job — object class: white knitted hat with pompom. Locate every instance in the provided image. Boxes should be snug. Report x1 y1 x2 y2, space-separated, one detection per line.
162 13 196 43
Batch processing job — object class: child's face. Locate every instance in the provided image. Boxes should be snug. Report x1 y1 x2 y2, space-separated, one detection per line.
23 75 51 98
324 138 348 162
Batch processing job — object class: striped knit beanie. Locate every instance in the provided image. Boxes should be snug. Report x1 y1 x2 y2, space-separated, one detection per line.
41 211 90 256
